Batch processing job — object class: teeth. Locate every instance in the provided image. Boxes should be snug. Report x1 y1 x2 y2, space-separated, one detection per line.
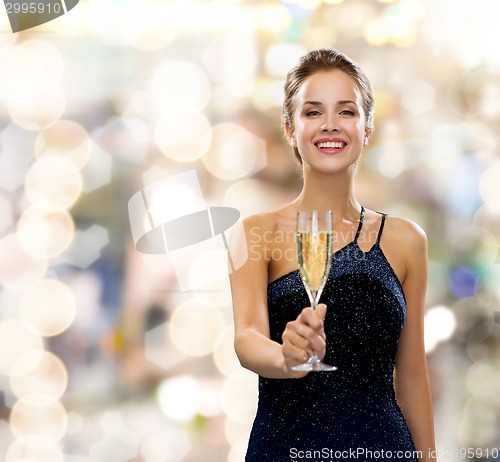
317 141 345 149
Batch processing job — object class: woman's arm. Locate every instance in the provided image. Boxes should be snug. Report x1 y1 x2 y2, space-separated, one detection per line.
393 219 437 461
229 214 326 379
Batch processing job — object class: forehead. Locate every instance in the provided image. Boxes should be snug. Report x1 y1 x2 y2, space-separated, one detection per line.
295 70 362 105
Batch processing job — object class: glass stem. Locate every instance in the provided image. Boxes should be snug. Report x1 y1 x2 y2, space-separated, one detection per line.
310 291 320 363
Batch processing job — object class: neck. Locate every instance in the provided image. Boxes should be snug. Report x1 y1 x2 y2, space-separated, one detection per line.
293 165 361 220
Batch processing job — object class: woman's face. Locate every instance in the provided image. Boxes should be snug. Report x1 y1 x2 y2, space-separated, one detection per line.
286 70 370 174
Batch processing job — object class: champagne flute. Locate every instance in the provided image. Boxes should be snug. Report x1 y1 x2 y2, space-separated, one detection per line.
292 210 336 372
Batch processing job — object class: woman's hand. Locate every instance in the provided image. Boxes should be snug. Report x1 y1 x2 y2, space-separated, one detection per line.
281 304 327 377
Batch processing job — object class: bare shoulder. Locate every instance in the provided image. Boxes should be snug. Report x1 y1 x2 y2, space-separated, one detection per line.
375 213 427 285
385 215 427 251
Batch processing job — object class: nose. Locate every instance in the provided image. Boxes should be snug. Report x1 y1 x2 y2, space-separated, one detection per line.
320 114 339 132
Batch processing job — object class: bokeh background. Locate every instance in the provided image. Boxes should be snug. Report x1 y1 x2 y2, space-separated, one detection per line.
0 0 499 460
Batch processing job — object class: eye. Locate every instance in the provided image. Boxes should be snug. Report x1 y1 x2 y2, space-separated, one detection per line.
339 110 355 116
306 110 321 117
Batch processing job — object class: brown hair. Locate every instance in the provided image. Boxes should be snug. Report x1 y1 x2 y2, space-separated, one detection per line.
282 48 374 162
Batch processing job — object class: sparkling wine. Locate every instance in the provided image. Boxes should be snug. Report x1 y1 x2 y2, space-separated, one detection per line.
296 231 333 294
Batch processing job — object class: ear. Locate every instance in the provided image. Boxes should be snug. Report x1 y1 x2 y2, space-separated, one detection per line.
364 127 373 146
284 124 295 147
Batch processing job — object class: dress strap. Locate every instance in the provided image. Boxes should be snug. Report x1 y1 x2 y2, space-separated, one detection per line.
353 206 365 244
376 213 387 245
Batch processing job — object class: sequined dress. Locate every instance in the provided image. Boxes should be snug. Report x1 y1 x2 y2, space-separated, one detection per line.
246 208 418 462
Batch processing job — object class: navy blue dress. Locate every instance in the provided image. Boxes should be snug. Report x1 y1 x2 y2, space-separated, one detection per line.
246 208 418 462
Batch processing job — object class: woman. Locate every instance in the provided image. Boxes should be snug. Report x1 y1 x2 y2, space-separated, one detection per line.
229 49 436 461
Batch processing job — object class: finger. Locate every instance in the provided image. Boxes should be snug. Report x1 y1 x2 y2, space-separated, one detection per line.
299 307 325 334
316 303 327 322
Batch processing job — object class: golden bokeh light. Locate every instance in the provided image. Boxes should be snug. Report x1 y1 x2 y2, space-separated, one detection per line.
0 234 47 290
0 40 63 104
154 110 212 163
8 86 66 131
168 300 226 357
35 120 92 169
264 43 307 78
156 375 200 423
10 395 68 444
18 278 77 337
17 208 75 259
24 156 83 212
221 370 258 423
213 325 241 377
257 3 293 34
201 123 267 181
10 350 68 404
6 436 64 462
0 319 44 375
115 1 175 50
187 248 231 294
150 61 211 111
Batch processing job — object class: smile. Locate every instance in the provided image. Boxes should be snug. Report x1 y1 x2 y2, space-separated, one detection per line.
316 141 346 149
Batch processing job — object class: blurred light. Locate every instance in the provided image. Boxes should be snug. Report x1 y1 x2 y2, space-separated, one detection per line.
450 226 498 268
228 435 250 462
201 123 267 181
0 234 47 290
213 325 241 377
221 370 258 423
449 266 478 299
251 78 285 111
0 194 13 234
35 120 92 170
8 85 66 131
18 278 76 337
149 61 211 111
257 4 293 34
144 322 187 371
116 1 175 50
265 43 307 78
295 0 322 9
25 156 83 212
6 436 64 461
91 116 150 164
323 0 344 4
0 40 64 105
479 161 500 213
10 351 68 404
224 415 253 447
451 297 495 344
59 224 109 269
0 123 37 192
17 208 75 259
169 300 226 357
459 393 500 448
157 376 200 423
364 2 421 47
216 32 257 98
140 426 191 462
197 378 223 417
424 305 457 353
466 358 500 396
154 110 212 163
0 319 43 375
79 142 112 193
400 79 435 115
10 395 68 443
90 412 139 461
223 179 276 217
187 248 231 292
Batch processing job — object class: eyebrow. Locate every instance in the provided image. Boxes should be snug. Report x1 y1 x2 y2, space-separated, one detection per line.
303 100 357 107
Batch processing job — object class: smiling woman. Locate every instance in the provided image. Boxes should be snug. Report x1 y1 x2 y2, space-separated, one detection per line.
229 48 437 462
